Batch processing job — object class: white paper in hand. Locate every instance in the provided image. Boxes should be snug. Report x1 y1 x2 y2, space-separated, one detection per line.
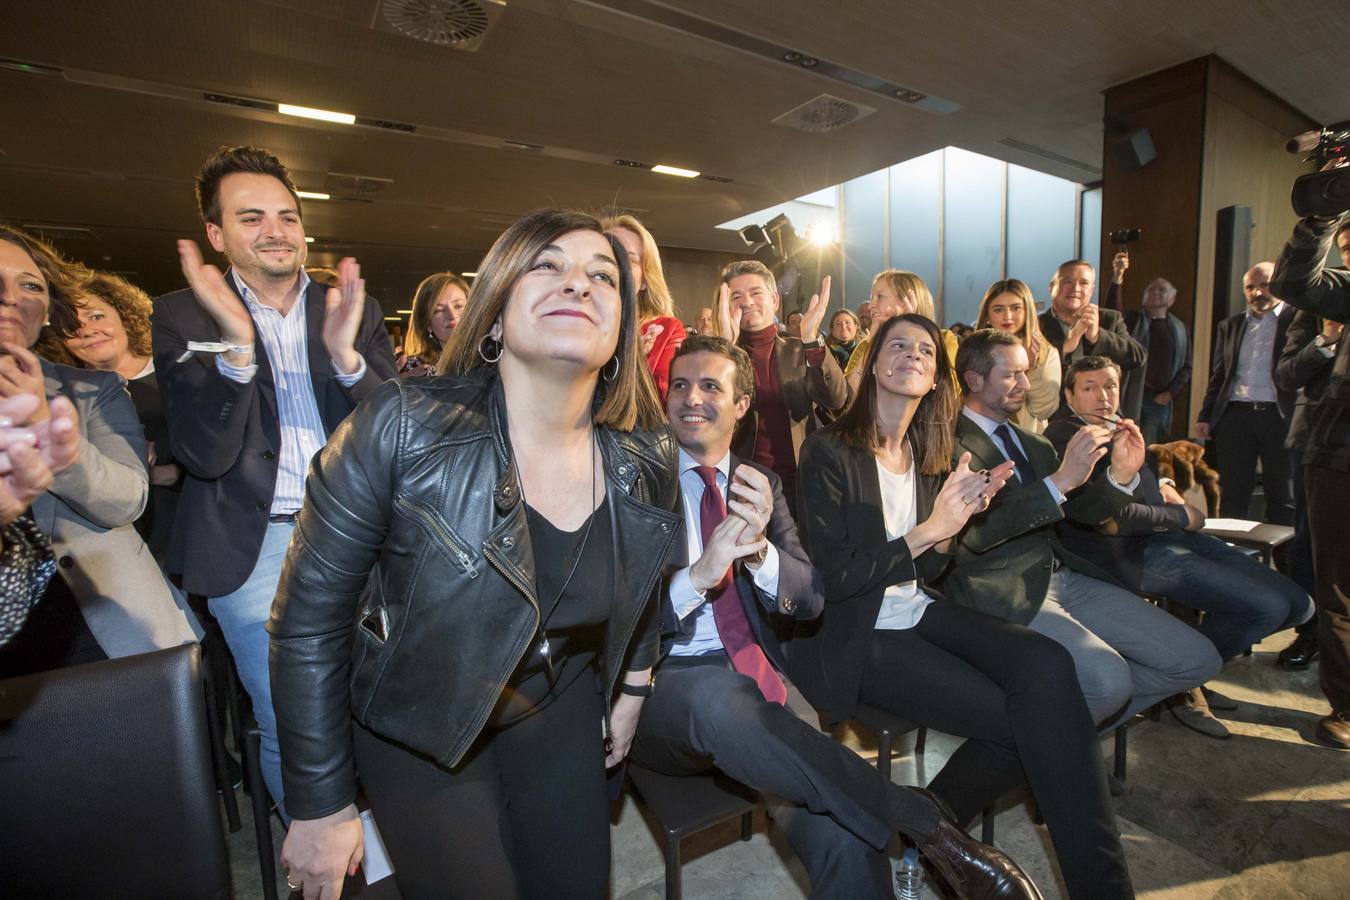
360 809 396 884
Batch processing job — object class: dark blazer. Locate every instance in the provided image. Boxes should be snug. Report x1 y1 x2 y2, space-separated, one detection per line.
1101 281 1193 421
1044 413 1189 590
1275 309 1337 453
940 413 1136 625
658 457 823 675
1039 307 1145 379
791 430 953 723
732 334 848 466
152 274 396 597
1197 304 1297 427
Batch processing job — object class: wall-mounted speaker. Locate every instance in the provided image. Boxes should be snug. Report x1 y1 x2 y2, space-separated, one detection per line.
1114 128 1157 171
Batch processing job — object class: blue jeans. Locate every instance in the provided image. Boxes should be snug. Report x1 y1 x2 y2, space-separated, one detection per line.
1138 532 1314 660
209 521 293 822
1139 396 1173 446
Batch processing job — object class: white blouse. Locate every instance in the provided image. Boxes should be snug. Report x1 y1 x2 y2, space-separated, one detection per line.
873 459 936 631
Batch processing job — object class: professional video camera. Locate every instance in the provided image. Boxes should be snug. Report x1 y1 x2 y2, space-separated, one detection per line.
1286 121 1350 217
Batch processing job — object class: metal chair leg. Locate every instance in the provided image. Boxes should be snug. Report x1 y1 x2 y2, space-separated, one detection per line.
244 724 279 900
1114 724 1127 782
664 834 682 900
740 810 753 841
202 660 240 832
876 729 893 781
914 727 927 754
981 806 995 844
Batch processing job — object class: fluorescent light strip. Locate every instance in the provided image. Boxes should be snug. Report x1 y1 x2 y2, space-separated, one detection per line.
304 236 315 243
652 164 700 178
296 190 330 200
278 103 356 125
383 316 401 321
461 271 478 278
396 309 414 314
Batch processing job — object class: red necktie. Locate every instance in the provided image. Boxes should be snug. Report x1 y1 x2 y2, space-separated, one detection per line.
694 466 788 705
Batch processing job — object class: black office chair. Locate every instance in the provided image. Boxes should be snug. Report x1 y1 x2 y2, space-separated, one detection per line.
0 644 230 898
627 763 761 900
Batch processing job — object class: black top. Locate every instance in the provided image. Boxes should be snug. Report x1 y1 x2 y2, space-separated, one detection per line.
490 497 613 725
1144 317 1175 392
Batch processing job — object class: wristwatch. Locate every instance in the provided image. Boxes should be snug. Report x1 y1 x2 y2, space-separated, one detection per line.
743 545 769 569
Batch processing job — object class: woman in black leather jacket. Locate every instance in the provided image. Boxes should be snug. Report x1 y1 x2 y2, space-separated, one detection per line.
273 210 681 900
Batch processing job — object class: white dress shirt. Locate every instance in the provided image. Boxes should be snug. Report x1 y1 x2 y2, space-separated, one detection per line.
216 269 366 514
1229 303 1284 404
667 448 781 657
873 459 935 630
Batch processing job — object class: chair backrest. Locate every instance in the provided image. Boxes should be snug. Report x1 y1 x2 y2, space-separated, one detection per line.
0 643 229 899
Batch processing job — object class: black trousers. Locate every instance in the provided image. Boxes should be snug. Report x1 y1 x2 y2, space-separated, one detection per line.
352 671 610 900
857 601 1133 900
1306 465 1350 713
631 655 938 899
1213 404 1293 523
1288 456 1318 637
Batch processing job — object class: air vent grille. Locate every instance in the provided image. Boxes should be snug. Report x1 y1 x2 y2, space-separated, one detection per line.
373 0 507 51
772 94 876 134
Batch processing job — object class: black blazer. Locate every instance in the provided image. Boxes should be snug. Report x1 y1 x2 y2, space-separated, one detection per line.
1038 306 1145 414
658 457 823 675
791 430 953 724
940 414 1136 624
1198 305 1296 426
1044 413 1189 590
152 274 397 597
1275 310 1337 453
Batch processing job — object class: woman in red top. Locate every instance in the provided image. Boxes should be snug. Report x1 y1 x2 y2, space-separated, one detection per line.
604 214 686 400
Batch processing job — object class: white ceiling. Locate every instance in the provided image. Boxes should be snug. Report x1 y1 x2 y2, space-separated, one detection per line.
1 0 1345 307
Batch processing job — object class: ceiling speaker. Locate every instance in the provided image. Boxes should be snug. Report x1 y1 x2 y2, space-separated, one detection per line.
372 0 507 51
772 94 877 134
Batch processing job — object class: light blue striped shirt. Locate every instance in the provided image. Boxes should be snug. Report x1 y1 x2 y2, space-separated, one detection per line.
216 270 366 514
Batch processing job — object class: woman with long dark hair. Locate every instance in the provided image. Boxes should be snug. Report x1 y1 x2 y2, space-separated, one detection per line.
273 209 681 900
793 313 1135 899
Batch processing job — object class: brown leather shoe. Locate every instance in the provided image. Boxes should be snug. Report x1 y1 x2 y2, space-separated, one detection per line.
1315 712 1350 750
908 789 1044 900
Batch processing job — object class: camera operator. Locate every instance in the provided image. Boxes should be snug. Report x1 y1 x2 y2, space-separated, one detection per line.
1270 213 1350 749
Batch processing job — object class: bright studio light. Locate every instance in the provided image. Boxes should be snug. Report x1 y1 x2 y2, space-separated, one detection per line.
805 222 836 246
278 103 356 125
652 164 701 178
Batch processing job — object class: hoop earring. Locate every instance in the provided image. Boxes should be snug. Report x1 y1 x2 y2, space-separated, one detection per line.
478 334 503 364
602 356 620 383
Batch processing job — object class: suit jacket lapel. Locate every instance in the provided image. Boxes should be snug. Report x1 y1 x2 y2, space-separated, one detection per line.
955 414 1006 471
304 282 331 418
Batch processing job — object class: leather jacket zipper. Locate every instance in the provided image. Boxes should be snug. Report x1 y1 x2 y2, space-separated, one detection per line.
394 496 479 579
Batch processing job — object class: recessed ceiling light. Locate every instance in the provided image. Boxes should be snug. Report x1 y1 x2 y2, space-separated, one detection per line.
278 103 356 125
304 236 315 243
396 309 414 314
461 272 478 278
296 190 330 200
383 316 401 321
652 164 700 178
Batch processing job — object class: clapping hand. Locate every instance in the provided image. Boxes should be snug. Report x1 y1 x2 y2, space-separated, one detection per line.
177 240 255 364
0 345 50 423
797 276 830 342
322 257 366 375
716 283 742 344
924 453 1015 541
0 393 79 526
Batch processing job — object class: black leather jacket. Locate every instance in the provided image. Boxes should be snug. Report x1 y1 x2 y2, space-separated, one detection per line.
269 369 682 819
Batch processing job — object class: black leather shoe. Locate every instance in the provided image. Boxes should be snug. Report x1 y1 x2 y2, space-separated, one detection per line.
1277 631 1319 670
1315 712 1350 750
908 789 1044 900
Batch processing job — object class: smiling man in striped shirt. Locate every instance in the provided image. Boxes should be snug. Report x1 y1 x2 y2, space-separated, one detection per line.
152 146 396 819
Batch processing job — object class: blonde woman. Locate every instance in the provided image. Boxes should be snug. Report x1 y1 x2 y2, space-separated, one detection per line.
398 272 469 377
845 270 958 394
603 213 686 401
975 279 1062 433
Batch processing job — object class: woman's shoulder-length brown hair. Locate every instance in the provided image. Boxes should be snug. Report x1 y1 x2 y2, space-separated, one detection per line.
438 208 663 432
823 313 958 475
403 271 468 362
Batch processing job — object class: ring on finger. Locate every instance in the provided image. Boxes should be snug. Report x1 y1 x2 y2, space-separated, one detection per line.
286 878 301 891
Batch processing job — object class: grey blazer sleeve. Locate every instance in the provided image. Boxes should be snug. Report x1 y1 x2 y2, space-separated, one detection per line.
47 370 149 529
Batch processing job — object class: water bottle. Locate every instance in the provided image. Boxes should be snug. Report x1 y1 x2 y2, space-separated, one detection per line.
894 846 922 899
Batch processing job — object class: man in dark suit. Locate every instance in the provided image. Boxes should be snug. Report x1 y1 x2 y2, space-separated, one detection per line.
1100 253 1193 442
943 330 1220 727
152 146 395 816
631 335 1034 900
1047 356 1312 738
1038 258 1145 417
1271 214 1350 749
1195 261 1297 523
718 260 848 514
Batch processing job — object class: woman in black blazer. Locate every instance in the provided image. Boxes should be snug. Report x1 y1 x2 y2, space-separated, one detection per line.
794 314 1134 900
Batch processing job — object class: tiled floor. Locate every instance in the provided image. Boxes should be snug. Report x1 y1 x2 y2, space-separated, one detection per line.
226 628 1350 898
